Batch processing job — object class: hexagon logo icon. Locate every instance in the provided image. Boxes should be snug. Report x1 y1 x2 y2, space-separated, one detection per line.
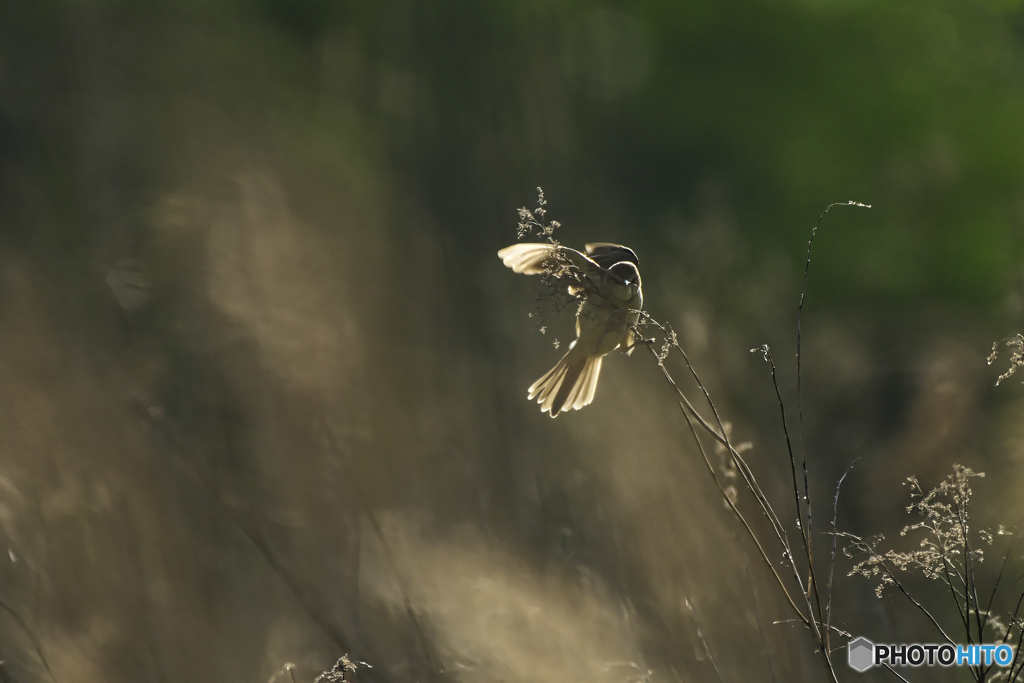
848 637 874 672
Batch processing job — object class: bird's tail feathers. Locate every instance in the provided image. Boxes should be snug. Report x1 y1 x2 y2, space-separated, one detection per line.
527 344 603 418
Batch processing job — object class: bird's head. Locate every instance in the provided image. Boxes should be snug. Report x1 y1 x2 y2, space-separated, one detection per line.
606 261 642 304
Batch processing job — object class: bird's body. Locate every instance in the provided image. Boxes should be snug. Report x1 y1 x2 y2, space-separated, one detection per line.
498 242 643 417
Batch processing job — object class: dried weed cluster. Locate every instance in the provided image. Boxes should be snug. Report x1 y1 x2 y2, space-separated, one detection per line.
846 465 991 596
314 655 373 683
515 189 588 341
843 464 1024 682
989 335 1024 386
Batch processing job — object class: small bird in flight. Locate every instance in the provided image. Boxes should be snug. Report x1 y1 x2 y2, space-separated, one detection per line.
498 242 644 417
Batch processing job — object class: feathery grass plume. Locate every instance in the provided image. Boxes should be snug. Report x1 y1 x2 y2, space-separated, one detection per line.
988 334 1024 386
515 187 580 346
314 655 373 683
846 465 990 596
843 465 1024 683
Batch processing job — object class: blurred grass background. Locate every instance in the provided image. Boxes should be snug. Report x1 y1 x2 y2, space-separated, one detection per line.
2 0 1024 681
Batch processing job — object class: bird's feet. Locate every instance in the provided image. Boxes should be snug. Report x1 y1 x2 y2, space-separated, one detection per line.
623 336 656 354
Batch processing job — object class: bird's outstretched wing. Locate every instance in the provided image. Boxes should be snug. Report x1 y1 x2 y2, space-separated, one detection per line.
584 243 639 269
497 243 601 276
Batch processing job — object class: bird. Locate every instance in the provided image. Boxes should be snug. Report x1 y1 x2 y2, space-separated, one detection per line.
497 241 643 417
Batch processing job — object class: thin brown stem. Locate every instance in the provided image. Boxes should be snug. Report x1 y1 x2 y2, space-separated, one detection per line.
645 339 791 548
762 347 820 627
825 459 858 653
840 533 957 647
794 202 870 643
649 345 809 624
